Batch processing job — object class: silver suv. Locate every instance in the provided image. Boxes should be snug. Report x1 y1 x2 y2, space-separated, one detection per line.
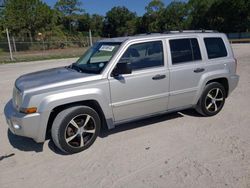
4 31 239 154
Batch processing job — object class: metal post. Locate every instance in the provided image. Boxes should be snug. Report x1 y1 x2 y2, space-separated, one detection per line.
89 29 93 46
42 39 45 52
6 28 13 61
12 36 17 52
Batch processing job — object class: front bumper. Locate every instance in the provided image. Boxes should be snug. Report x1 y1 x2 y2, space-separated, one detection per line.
228 74 239 95
4 100 42 143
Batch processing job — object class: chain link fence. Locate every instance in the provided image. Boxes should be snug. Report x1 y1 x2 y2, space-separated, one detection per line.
0 35 102 63
1 32 250 63
227 32 250 43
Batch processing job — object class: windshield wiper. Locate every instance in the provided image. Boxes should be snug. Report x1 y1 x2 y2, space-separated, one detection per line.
67 63 99 74
67 63 85 73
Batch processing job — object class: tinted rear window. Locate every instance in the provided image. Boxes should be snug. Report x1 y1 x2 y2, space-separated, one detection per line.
169 38 202 64
204 37 227 59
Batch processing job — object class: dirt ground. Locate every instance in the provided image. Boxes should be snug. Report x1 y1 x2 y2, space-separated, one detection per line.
0 44 249 188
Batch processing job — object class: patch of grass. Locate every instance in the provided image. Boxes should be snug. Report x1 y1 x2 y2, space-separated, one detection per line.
0 47 87 64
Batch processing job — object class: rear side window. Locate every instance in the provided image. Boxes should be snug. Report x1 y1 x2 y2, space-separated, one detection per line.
204 37 227 59
169 38 202 64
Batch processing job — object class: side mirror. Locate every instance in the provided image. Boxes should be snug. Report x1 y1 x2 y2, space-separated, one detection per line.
112 62 132 77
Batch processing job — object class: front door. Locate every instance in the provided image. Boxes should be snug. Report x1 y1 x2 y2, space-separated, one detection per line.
109 40 169 122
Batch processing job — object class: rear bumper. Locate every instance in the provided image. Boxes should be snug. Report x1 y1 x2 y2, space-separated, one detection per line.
228 74 239 95
4 100 43 143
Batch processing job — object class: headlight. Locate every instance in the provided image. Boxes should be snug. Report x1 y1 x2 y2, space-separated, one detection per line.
13 86 22 110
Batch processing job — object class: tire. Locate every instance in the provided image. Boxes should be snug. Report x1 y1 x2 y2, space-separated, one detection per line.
196 82 226 117
51 106 101 154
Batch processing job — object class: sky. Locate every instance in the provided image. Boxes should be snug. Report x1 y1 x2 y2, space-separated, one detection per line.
43 0 172 16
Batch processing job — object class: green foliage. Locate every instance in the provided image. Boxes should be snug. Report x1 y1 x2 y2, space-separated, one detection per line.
2 0 57 38
161 1 188 31
103 6 137 37
0 0 250 42
54 0 83 34
204 0 250 32
141 0 165 33
145 0 165 15
90 14 104 36
187 0 217 29
54 0 83 16
0 6 4 39
77 13 91 33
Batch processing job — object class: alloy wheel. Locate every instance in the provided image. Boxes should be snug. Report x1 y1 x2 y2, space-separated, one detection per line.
64 114 96 148
205 88 224 113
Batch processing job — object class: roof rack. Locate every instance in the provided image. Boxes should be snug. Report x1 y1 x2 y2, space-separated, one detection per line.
163 30 218 34
135 32 161 36
136 30 219 36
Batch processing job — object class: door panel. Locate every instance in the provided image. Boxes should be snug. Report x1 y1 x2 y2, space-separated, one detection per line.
168 63 204 109
108 40 169 122
168 37 206 109
109 69 169 122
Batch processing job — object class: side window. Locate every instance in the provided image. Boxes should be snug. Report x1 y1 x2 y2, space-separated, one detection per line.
204 37 227 59
169 38 202 65
120 41 164 70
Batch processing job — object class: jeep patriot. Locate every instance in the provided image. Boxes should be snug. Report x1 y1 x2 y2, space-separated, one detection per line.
4 31 239 154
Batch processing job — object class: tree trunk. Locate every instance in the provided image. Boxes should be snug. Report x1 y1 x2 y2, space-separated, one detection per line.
28 31 33 43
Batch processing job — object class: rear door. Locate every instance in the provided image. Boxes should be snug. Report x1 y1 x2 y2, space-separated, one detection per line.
167 36 206 109
108 40 169 122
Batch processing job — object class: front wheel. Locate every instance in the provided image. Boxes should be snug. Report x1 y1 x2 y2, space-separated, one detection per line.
51 106 101 154
196 82 226 116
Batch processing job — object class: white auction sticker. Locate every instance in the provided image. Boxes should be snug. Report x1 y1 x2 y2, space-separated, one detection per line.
99 45 115 52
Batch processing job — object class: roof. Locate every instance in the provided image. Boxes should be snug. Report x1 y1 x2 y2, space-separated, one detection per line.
99 30 221 43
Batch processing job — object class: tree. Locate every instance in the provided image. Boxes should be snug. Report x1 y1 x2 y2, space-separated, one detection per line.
2 0 56 40
90 14 104 36
54 0 82 16
161 1 188 31
204 0 250 32
141 0 165 33
0 1 5 34
145 0 164 15
77 13 91 32
55 0 83 33
103 6 137 37
187 0 217 29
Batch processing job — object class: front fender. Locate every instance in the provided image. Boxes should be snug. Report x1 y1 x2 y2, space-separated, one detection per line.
35 87 113 142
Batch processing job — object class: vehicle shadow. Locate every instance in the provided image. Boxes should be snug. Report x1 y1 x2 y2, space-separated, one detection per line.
47 140 68 155
7 130 44 153
99 111 185 138
7 109 201 155
47 111 186 155
180 109 204 117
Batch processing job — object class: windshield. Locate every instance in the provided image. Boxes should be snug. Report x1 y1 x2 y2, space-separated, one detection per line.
72 42 121 74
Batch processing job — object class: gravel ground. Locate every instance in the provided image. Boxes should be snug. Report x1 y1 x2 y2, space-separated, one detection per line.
0 44 250 188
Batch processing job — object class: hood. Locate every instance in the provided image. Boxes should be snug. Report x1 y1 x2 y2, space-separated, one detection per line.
15 67 95 91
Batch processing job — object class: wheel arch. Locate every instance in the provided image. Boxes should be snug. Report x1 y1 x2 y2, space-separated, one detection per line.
194 70 230 105
206 77 229 98
45 100 108 140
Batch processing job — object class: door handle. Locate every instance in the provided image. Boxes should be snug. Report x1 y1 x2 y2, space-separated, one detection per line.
194 68 205 73
152 74 166 80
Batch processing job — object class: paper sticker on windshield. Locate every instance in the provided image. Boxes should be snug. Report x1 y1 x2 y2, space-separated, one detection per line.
99 45 115 52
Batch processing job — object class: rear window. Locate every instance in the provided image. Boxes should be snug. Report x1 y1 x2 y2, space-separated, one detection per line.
204 37 227 59
169 38 202 64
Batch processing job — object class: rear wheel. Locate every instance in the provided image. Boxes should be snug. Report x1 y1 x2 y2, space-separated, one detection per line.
51 106 101 154
196 82 226 116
